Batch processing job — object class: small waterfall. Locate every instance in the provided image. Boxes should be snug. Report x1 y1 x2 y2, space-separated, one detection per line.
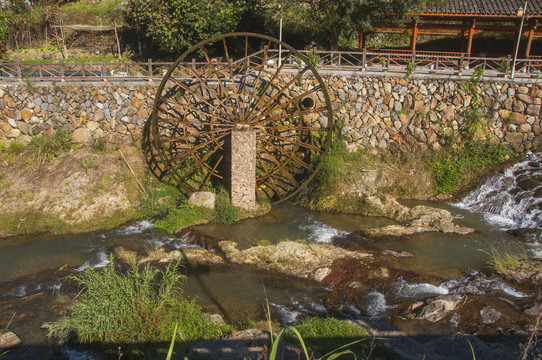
456 152 542 229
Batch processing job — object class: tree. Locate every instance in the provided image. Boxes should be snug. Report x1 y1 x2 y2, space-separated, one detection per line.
286 0 444 51
124 0 247 56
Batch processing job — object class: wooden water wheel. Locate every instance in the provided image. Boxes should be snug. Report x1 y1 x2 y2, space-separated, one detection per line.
151 33 334 204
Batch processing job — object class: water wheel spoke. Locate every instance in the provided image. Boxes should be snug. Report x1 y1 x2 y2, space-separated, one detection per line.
261 132 321 152
260 147 300 186
170 132 228 163
243 50 293 121
248 84 323 125
264 141 314 172
246 66 311 124
159 127 231 143
175 143 223 183
200 155 225 189
200 49 242 122
255 152 282 197
169 72 233 119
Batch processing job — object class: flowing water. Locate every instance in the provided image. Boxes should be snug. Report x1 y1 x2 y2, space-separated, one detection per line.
1 153 541 357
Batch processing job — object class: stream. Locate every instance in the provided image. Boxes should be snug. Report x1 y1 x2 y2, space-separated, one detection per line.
0 153 541 359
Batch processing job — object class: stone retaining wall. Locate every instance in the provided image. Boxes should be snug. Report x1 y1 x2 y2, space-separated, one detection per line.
1 76 541 152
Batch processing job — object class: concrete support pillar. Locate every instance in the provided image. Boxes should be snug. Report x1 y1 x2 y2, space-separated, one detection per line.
229 129 257 209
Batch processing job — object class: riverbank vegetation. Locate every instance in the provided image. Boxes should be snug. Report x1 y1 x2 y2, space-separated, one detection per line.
48 258 233 358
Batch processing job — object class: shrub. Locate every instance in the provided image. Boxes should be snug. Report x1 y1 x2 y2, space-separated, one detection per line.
154 204 213 233
429 140 510 193
48 259 231 354
29 130 73 162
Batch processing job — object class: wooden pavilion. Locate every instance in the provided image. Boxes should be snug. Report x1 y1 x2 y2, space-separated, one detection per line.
358 0 542 58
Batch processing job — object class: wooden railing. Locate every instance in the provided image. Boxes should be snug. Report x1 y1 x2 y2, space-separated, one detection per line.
1 50 540 83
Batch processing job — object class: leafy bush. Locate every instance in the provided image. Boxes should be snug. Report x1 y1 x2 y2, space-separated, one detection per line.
154 204 213 233
48 259 231 352
429 140 510 193
29 130 74 162
215 189 238 225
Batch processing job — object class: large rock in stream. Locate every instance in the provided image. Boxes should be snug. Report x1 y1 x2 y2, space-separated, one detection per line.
363 196 474 237
218 240 372 282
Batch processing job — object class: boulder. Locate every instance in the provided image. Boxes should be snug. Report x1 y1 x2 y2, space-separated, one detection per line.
71 127 92 145
218 240 371 281
188 192 216 210
415 294 466 322
0 331 21 350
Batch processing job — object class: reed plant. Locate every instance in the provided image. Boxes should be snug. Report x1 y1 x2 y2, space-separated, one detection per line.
483 242 528 275
49 258 231 356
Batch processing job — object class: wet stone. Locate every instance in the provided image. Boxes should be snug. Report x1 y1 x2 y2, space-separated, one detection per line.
480 306 502 324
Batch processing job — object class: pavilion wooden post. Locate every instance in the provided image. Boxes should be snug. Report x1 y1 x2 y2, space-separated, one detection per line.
524 21 536 58
410 21 419 52
358 30 367 50
466 20 476 57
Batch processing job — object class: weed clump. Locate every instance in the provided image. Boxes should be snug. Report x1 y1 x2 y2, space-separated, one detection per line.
137 185 184 219
48 259 231 355
29 130 74 162
428 140 510 193
215 188 238 225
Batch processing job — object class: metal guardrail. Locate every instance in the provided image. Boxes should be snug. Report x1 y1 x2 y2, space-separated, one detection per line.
0 50 540 83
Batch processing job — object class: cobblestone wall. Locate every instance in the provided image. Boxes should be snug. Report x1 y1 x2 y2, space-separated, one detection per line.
1 76 541 152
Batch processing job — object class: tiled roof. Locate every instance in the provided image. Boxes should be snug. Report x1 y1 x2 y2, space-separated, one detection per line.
425 0 542 16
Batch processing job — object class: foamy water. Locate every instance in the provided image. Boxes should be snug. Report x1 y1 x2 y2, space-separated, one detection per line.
300 216 348 243
455 152 542 230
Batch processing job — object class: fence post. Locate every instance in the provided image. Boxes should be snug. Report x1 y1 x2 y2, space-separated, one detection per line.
16 59 22 82
458 53 464 76
38 64 43 78
60 59 65 82
361 48 366 71
148 59 152 81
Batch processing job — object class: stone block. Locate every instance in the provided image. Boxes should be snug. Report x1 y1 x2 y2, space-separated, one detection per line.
505 132 524 145
71 127 92 145
526 104 541 116
16 121 32 135
188 192 216 210
517 94 532 104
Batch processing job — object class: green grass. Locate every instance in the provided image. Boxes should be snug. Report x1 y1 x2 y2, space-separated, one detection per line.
48 259 231 357
484 242 528 275
28 130 74 162
61 0 124 26
136 185 184 219
214 188 239 225
287 317 369 358
154 204 213 234
428 140 511 193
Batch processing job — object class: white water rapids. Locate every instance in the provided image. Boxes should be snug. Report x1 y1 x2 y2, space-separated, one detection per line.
455 152 542 230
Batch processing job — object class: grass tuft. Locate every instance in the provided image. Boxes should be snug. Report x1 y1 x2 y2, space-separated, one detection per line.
215 188 239 225
484 242 528 275
154 204 213 234
29 130 74 162
48 258 231 356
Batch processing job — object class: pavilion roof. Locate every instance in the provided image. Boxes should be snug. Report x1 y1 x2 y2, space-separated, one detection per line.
424 0 542 16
